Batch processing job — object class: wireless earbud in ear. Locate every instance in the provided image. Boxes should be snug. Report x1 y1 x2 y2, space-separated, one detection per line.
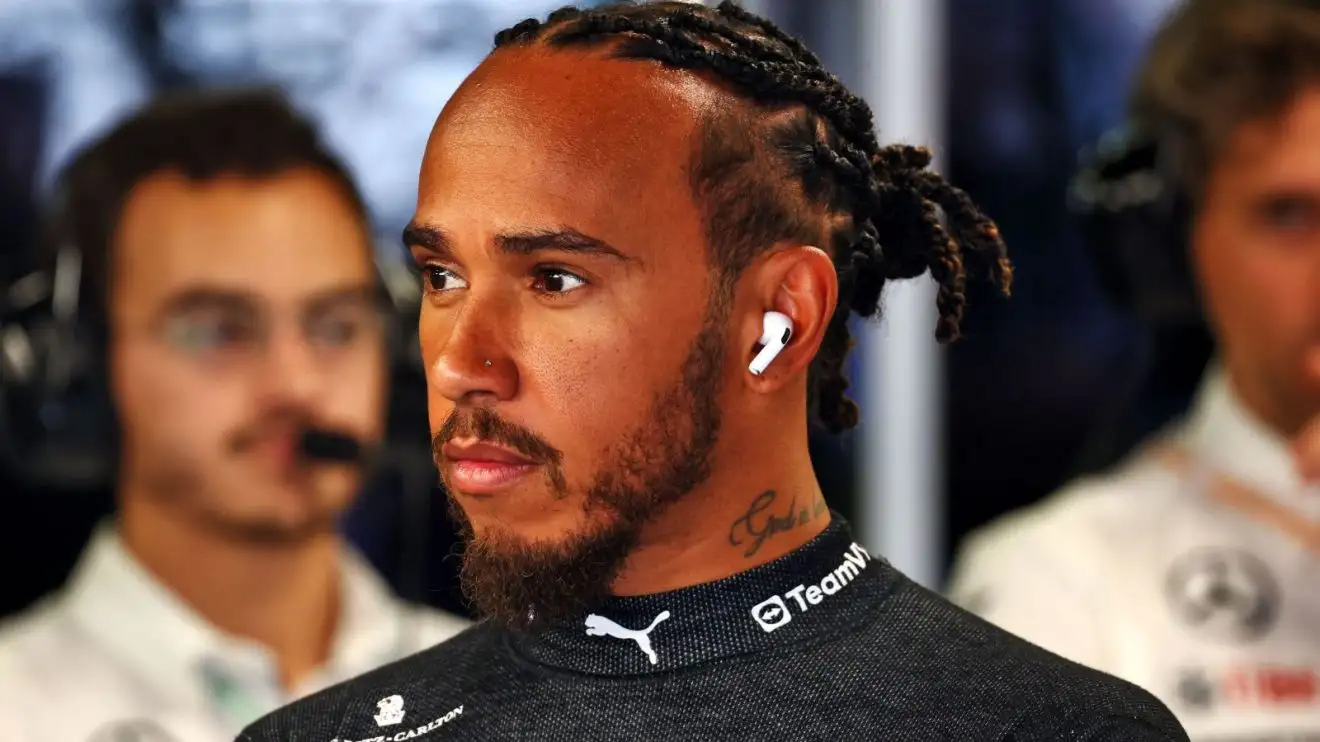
748 311 793 376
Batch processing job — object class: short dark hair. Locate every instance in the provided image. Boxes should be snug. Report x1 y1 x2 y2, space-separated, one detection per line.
39 87 367 320
1133 0 1320 198
493 1 1013 432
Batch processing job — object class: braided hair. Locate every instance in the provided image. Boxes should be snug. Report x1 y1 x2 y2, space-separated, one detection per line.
494 1 1012 433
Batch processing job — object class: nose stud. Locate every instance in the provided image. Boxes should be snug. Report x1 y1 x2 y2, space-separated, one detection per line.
484 359 492 367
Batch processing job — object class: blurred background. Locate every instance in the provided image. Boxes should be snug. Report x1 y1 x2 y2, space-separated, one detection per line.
0 0 1198 622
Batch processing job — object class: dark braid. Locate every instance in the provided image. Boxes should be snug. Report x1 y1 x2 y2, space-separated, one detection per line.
494 1 1012 433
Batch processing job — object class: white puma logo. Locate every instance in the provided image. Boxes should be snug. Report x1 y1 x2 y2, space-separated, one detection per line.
584 610 671 665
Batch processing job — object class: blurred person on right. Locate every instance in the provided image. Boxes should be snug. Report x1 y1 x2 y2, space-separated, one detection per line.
948 0 1320 736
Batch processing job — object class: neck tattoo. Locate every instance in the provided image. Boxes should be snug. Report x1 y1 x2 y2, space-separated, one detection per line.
727 489 828 558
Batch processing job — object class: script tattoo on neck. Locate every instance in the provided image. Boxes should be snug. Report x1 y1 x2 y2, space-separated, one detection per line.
728 489 828 558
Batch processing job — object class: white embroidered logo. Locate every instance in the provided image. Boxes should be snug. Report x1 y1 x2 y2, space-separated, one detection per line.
584 610 671 665
750 542 872 633
374 695 405 727
337 704 464 742
751 595 792 632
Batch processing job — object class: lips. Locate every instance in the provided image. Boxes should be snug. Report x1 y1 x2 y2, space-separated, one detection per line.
442 441 536 465
441 440 537 494
251 432 299 467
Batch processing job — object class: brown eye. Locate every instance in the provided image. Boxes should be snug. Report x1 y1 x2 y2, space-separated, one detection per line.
422 266 467 294
532 268 586 295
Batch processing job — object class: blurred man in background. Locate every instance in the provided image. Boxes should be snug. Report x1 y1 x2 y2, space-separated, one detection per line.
0 90 466 742
949 0 1320 736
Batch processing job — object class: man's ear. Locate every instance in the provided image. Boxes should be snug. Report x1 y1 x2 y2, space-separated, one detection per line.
739 244 838 391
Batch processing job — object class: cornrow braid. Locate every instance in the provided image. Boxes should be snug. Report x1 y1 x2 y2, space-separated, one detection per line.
494 1 1012 433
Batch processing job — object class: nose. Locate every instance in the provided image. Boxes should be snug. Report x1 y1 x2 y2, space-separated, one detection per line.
256 324 320 408
428 300 517 405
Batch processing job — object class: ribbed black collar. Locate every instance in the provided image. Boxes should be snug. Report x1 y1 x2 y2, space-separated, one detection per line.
507 515 895 676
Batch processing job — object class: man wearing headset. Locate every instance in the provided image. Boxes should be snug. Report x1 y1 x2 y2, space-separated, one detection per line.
0 90 468 742
947 1 1320 737
239 3 1186 740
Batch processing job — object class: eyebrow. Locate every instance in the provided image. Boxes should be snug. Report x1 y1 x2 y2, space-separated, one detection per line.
158 287 261 317
402 223 633 263
157 284 379 318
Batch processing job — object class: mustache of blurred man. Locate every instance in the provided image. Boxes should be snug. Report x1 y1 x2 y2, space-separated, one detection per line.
142 405 349 545
432 305 731 631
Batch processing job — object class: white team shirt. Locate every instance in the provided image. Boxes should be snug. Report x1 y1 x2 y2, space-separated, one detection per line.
0 524 470 742
947 366 1320 741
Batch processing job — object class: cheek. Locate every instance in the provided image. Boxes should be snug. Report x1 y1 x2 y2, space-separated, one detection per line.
1240 253 1317 326
112 348 247 452
1196 228 1320 352
416 280 716 467
516 306 703 460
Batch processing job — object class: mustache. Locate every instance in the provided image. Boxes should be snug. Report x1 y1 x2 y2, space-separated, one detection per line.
227 408 316 454
432 407 563 467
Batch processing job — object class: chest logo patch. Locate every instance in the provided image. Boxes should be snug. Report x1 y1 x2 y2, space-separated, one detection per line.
1164 547 1280 644
584 610 671 665
334 704 465 742
375 695 405 727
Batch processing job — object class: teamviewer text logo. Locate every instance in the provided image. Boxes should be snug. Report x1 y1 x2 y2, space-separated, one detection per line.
749 542 872 633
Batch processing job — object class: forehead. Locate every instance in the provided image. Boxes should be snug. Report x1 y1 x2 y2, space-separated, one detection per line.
1219 88 1320 190
113 169 374 304
416 47 723 255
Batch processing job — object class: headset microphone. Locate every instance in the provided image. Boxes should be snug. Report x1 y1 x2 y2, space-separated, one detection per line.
748 311 793 376
298 428 365 464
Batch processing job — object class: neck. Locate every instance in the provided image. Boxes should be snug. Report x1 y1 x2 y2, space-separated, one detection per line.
611 417 828 597
1224 359 1311 439
117 484 342 690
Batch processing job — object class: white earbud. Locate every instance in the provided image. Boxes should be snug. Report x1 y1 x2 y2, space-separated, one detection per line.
748 311 793 376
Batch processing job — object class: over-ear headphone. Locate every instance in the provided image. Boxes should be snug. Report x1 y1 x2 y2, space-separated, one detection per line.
748 311 793 376
0 179 118 490
1064 123 1216 477
1068 123 1202 328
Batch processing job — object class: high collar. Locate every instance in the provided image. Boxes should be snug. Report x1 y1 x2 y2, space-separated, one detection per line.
59 523 410 708
509 515 895 676
1176 365 1320 518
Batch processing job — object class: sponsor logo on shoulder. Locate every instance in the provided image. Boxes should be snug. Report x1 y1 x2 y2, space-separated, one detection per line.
334 699 465 742
750 542 871 633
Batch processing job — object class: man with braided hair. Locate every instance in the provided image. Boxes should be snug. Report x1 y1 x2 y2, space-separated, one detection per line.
240 3 1186 740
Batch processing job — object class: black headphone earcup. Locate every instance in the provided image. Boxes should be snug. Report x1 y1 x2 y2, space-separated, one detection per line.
0 312 117 490
1065 126 1215 476
1069 126 1204 328
0 169 119 491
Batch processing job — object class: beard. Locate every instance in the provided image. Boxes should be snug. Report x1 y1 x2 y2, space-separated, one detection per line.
133 407 344 546
439 295 730 632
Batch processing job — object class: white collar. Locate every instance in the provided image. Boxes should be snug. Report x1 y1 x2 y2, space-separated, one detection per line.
59 523 410 708
1176 365 1317 515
